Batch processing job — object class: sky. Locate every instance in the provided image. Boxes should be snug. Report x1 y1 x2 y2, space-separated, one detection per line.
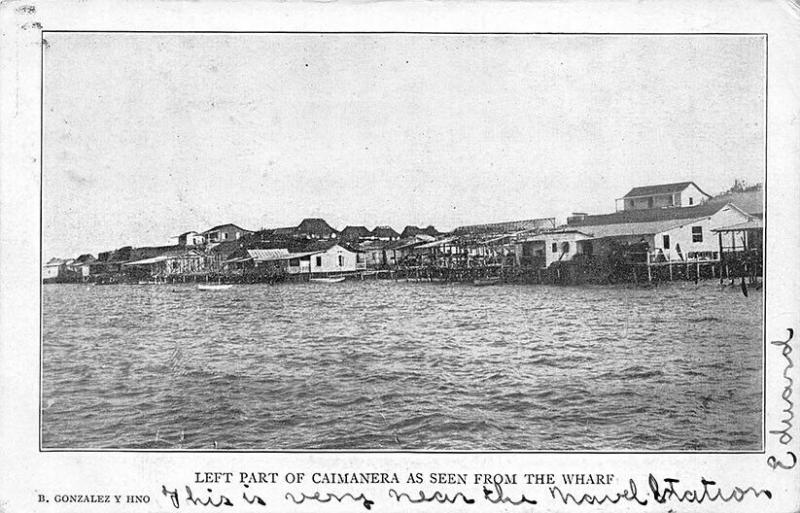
43 33 765 257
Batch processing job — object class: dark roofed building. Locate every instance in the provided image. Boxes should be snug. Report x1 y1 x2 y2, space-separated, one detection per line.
400 226 423 238
401 225 444 238
619 181 711 211
421 225 442 237
370 225 400 241
339 225 371 243
297 218 338 239
74 253 96 264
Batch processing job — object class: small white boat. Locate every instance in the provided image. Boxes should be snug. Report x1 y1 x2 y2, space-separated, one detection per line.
198 284 233 291
310 277 346 284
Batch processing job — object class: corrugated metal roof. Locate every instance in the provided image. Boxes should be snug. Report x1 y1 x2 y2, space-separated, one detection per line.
712 219 763 232
708 190 763 215
416 237 459 249
123 256 168 266
247 248 324 261
247 249 291 261
455 218 556 234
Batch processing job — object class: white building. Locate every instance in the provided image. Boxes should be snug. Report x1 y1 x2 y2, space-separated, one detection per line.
617 181 711 211
244 242 365 275
567 201 753 263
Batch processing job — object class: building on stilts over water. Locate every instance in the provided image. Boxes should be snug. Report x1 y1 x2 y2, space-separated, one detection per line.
532 182 763 285
44 181 763 286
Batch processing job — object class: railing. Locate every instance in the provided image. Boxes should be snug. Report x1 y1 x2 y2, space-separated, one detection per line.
647 250 719 264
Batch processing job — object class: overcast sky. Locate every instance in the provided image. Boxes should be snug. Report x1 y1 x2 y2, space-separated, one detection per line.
43 33 765 257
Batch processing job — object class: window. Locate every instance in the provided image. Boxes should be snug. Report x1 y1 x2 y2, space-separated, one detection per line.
289 258 299 267
561 242 570 253
315 256 322 267
552 242 558 253
222 232 228 240
692 226 703 243
662 235 670 249
689 197 694 205
338 255 344 267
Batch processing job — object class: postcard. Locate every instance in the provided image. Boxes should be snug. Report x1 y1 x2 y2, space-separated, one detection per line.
0 0 798 511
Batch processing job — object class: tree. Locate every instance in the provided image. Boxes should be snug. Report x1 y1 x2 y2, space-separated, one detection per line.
723 179 762 194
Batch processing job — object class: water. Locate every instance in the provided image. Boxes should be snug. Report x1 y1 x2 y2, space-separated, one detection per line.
42 280 763 451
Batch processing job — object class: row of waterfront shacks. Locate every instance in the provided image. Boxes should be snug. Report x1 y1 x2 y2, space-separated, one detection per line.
44 181 764 285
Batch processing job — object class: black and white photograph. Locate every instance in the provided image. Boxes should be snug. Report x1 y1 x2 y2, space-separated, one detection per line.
39 32 767 452
4 2 800 512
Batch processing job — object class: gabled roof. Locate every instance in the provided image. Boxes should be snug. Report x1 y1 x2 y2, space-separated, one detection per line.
708 190 764 216
400 225 422 238
45 257 66 266
247 249 291 261
339 225 371 239
202 223 251 234
568 201 737 227
400 225 441 238
297 218 337 235
623 181 709 198
567 202 750 238
370 225 400 238
421 225 442 236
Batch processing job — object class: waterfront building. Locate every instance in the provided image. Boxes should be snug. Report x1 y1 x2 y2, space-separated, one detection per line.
225 241 364 275
713 218 763 281
70 254 97 279
617 181 711 211
360 235 434 268
208 239 246 271
42 258 68 281
566 201 753 263
122 248 207 279
360 240 395 268
515 229 594 268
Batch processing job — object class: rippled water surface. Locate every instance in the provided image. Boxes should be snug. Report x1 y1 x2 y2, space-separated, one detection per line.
42 281 762 450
